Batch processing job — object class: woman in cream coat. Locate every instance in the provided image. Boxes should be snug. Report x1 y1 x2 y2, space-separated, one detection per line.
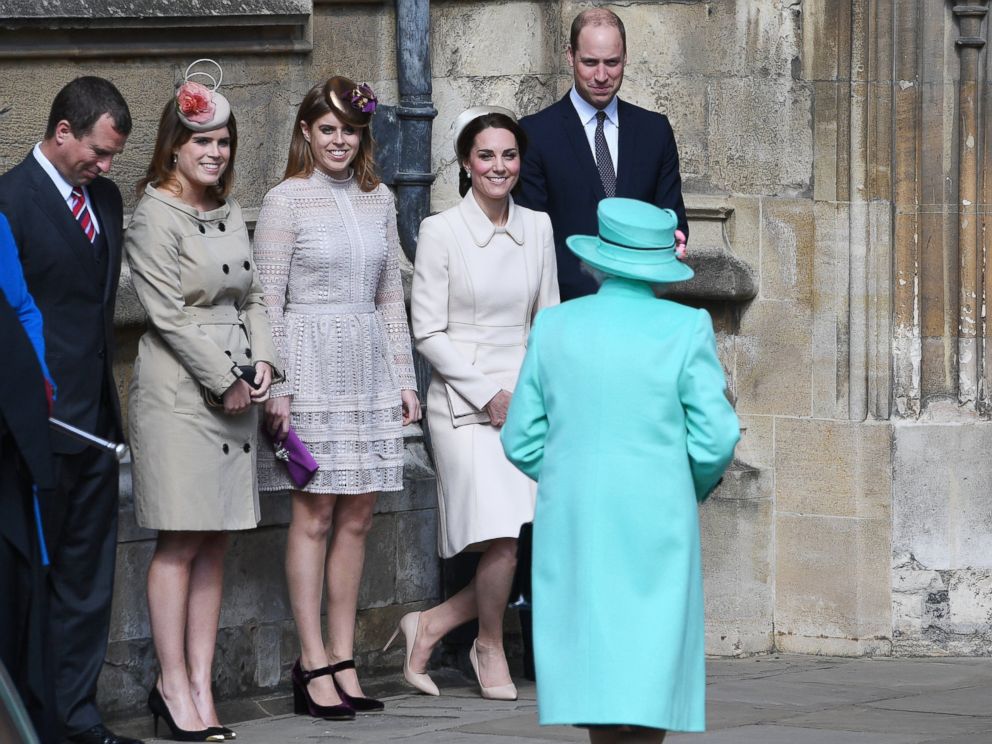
391 107 558 700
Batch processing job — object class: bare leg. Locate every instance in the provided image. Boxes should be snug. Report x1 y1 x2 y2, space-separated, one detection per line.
147 531 209 731
285 490 343 706
187 532 229 727
325 492 376 698
411 538 517 686
473 538 517 688
589 727 666 744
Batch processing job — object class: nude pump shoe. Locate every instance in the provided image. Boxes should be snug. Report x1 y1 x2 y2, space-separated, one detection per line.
383 611 440 696
469 639 518 701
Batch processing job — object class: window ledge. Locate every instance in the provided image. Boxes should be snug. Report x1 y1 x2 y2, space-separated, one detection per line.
0 0 311 58
660 203 758 303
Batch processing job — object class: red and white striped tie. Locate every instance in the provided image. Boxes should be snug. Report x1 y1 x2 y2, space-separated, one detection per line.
69 187 96 243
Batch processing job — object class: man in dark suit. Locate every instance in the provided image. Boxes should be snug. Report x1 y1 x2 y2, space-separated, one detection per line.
0 293 57 744
0 76 141 744
518 7 688 301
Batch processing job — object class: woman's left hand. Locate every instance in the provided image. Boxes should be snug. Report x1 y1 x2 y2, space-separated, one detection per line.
484 389 512 428
250 362 273 403
401 389 422 425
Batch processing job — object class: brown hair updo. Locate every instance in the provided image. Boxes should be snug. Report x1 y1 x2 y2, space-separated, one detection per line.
454 112 527 198
283 76 380 192
137 98 238 200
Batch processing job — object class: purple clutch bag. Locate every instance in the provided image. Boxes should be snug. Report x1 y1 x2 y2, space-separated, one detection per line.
269 427 319 488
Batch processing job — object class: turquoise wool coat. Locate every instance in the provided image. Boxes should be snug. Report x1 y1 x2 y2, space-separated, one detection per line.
501 277 740 732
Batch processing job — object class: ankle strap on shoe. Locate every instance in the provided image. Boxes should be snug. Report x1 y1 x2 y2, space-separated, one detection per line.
299 664 334 683
329 659 356 674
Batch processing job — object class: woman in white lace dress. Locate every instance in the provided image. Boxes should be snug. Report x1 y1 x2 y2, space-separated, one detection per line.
253 76 421 719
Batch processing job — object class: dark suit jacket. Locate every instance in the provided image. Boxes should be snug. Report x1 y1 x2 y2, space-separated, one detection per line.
0 294 55 553
518 94 688 300
0 153 124 453
0 293 55 742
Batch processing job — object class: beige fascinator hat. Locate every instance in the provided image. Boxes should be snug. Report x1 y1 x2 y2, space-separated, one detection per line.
450 105 518 156
175 59 231 132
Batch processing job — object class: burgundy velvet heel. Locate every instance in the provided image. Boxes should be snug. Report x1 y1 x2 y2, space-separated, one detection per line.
329 659 385 712
291 659 355 720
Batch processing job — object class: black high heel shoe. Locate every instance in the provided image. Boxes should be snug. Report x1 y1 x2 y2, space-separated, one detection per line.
291 659 355 720
329 659 385 712
147 686 226 742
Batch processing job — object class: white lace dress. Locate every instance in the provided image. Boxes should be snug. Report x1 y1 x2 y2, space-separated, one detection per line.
253 171 417 494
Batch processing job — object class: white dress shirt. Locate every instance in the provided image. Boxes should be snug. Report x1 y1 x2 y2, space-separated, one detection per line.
569 86 620 174
32 143 102 234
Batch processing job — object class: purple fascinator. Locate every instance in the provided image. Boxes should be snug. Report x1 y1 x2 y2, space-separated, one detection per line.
350 83 378 114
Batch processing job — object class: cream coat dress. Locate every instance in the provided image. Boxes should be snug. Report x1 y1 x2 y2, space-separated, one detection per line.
126 186 281 531
411 191 559 558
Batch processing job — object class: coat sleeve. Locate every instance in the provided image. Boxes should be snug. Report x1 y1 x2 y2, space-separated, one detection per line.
517 119 549 213
501 314 549 481
678 309 740 502
533 212 560 317
252 187 295 397
0 213 52 385
375 190 417 391
242 261 283 384
125 200 239 396
652 115 689 241
410 216 500 409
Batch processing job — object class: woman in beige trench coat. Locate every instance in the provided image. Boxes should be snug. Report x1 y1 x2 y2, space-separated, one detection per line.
390 107 558 700
126 67 281 741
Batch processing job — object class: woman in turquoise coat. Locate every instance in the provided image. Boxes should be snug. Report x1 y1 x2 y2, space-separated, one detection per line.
501 198 740 743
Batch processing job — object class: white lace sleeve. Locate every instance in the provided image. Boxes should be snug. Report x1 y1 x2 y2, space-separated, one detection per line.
375 190 417 390
252 186 296 397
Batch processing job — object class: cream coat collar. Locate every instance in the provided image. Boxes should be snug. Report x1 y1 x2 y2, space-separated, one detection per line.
457 189 525 247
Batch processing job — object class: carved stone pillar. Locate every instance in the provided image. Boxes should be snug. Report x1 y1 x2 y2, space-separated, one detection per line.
891 2 922 417
953 3 988 406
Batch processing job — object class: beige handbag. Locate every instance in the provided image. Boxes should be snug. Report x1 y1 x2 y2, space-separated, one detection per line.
444 371 518 428
445 382 491 427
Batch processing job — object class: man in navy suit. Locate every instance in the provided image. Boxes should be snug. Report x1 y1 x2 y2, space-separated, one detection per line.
0 77 140 744
518 8 688 301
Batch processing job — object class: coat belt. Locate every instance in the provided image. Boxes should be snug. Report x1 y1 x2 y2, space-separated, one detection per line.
184 305 243 324
445 321 526 346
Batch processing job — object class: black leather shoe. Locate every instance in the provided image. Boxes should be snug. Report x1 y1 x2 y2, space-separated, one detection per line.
67 723 144 744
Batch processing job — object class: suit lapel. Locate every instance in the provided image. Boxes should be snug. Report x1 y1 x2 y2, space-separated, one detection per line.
88 182 121 301
615 99 635 197
24 158 101 279
557 96 607 201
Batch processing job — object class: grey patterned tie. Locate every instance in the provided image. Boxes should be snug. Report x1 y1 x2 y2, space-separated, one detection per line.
595 110 616 198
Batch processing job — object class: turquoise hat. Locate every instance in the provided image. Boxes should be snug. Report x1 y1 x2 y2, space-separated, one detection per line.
566 198 693 284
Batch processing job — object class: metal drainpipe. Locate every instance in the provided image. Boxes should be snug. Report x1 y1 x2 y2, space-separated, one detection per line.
393 0 437 262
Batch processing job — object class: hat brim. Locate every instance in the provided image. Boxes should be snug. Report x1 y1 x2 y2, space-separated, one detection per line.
567 234 694 284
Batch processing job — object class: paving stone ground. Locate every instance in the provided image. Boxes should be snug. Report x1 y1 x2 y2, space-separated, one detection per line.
113 656 992 743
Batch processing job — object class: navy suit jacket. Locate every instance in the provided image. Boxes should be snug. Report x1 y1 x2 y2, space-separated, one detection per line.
518 94 688 300
0 154 124 453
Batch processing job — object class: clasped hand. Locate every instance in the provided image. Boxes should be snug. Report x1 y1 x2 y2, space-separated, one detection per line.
222 362 273 415
484 389 511 428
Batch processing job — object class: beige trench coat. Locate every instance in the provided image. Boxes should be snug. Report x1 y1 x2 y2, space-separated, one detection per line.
411 191 559 557
126 186 281 531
